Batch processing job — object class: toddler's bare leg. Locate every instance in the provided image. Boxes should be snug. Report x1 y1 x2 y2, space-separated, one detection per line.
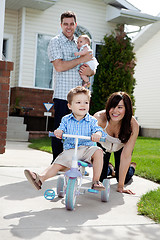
81 75 90 88
27 164 67 183
92 149 103 182
81 74 89 83
40 163 67 181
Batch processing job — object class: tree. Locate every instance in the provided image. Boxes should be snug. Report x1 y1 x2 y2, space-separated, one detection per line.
90 25 136 114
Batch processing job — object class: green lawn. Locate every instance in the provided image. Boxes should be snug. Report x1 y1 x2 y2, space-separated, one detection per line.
29 137 52 154
109 137 160 183
29 136 160 222
132 137 160 183
137 188 160 223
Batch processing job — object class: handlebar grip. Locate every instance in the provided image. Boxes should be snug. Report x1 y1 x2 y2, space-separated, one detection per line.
49 131 54 137
99 138 106 142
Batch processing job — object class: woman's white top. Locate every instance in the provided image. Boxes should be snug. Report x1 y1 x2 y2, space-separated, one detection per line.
101 121 124 153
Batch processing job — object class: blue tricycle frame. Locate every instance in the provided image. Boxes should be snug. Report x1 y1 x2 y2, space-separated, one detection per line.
44 132 110 211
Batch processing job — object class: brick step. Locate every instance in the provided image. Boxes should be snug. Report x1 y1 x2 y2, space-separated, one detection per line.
29 131 49 140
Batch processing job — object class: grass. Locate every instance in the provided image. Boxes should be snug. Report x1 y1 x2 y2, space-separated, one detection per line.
137 188 160 223
29 137 52 154
29 136 160 223
109 137 160 183
132 137 160 183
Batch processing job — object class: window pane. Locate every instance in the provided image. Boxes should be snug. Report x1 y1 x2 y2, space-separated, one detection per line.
3 39 7 58
35 34 53 89
95 44 103 60
74 25 92 39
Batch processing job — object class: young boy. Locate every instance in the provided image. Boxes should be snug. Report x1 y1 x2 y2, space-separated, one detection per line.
74 35 99 88
24 86 105 191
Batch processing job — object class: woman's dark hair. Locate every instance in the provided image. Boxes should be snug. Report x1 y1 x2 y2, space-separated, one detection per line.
105 92 133 143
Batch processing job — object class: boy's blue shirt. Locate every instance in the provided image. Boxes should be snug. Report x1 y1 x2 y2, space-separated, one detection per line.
58 112 106 150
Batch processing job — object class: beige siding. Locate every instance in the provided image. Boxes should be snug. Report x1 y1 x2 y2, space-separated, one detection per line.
5 0 115 88
134 30 160 129
4 9 18 87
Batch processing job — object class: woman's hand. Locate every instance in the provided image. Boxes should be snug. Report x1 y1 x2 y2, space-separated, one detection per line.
117 186 135 195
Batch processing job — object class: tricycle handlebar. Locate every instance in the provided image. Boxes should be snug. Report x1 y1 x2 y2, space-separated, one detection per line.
48 131 106 142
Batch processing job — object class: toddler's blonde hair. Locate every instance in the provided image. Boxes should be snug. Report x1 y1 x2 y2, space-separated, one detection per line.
67 86 91 104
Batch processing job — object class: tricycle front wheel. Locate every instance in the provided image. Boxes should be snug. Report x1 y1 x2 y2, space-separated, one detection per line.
65 178 78 210
101 179 110 202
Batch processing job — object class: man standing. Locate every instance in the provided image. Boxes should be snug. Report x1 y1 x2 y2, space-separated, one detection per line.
48 11 94 163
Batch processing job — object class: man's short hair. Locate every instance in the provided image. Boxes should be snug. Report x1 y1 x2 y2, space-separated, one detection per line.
61 11 76 24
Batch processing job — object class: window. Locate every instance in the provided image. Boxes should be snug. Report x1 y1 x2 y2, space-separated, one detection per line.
89 42 103 90
95 43 103 60
74 25 92 39
3 39 7 59
3 34 13 61
35 34 53 89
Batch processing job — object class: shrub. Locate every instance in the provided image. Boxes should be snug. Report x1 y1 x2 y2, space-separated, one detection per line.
91 25 136 114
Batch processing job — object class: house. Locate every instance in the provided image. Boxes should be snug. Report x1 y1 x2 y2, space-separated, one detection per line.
133 17 160 138
1 0 159 132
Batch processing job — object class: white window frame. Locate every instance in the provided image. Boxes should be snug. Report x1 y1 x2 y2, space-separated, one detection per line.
90 41 103 91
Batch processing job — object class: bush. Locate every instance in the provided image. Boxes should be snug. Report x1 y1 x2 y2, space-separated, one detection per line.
91 25 136 114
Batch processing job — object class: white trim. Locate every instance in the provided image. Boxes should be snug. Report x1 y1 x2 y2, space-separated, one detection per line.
3 33 13 61
133 20 160 51
90 40 98 90
5 0 57 11
92 41 99 56
19 7 26 87
106 5 160 27
104 0 140 11
0 0 5 60
32 86 54 90
90 41 103 91
10 85 53 91
33 33 38 88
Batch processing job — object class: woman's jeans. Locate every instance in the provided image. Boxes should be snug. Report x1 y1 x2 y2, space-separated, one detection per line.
99 147 135 184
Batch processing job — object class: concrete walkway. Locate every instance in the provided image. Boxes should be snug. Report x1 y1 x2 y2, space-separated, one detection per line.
0 141 160 240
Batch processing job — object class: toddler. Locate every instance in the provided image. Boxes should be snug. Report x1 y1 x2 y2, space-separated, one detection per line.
75 35 99 88
24 86 105 191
